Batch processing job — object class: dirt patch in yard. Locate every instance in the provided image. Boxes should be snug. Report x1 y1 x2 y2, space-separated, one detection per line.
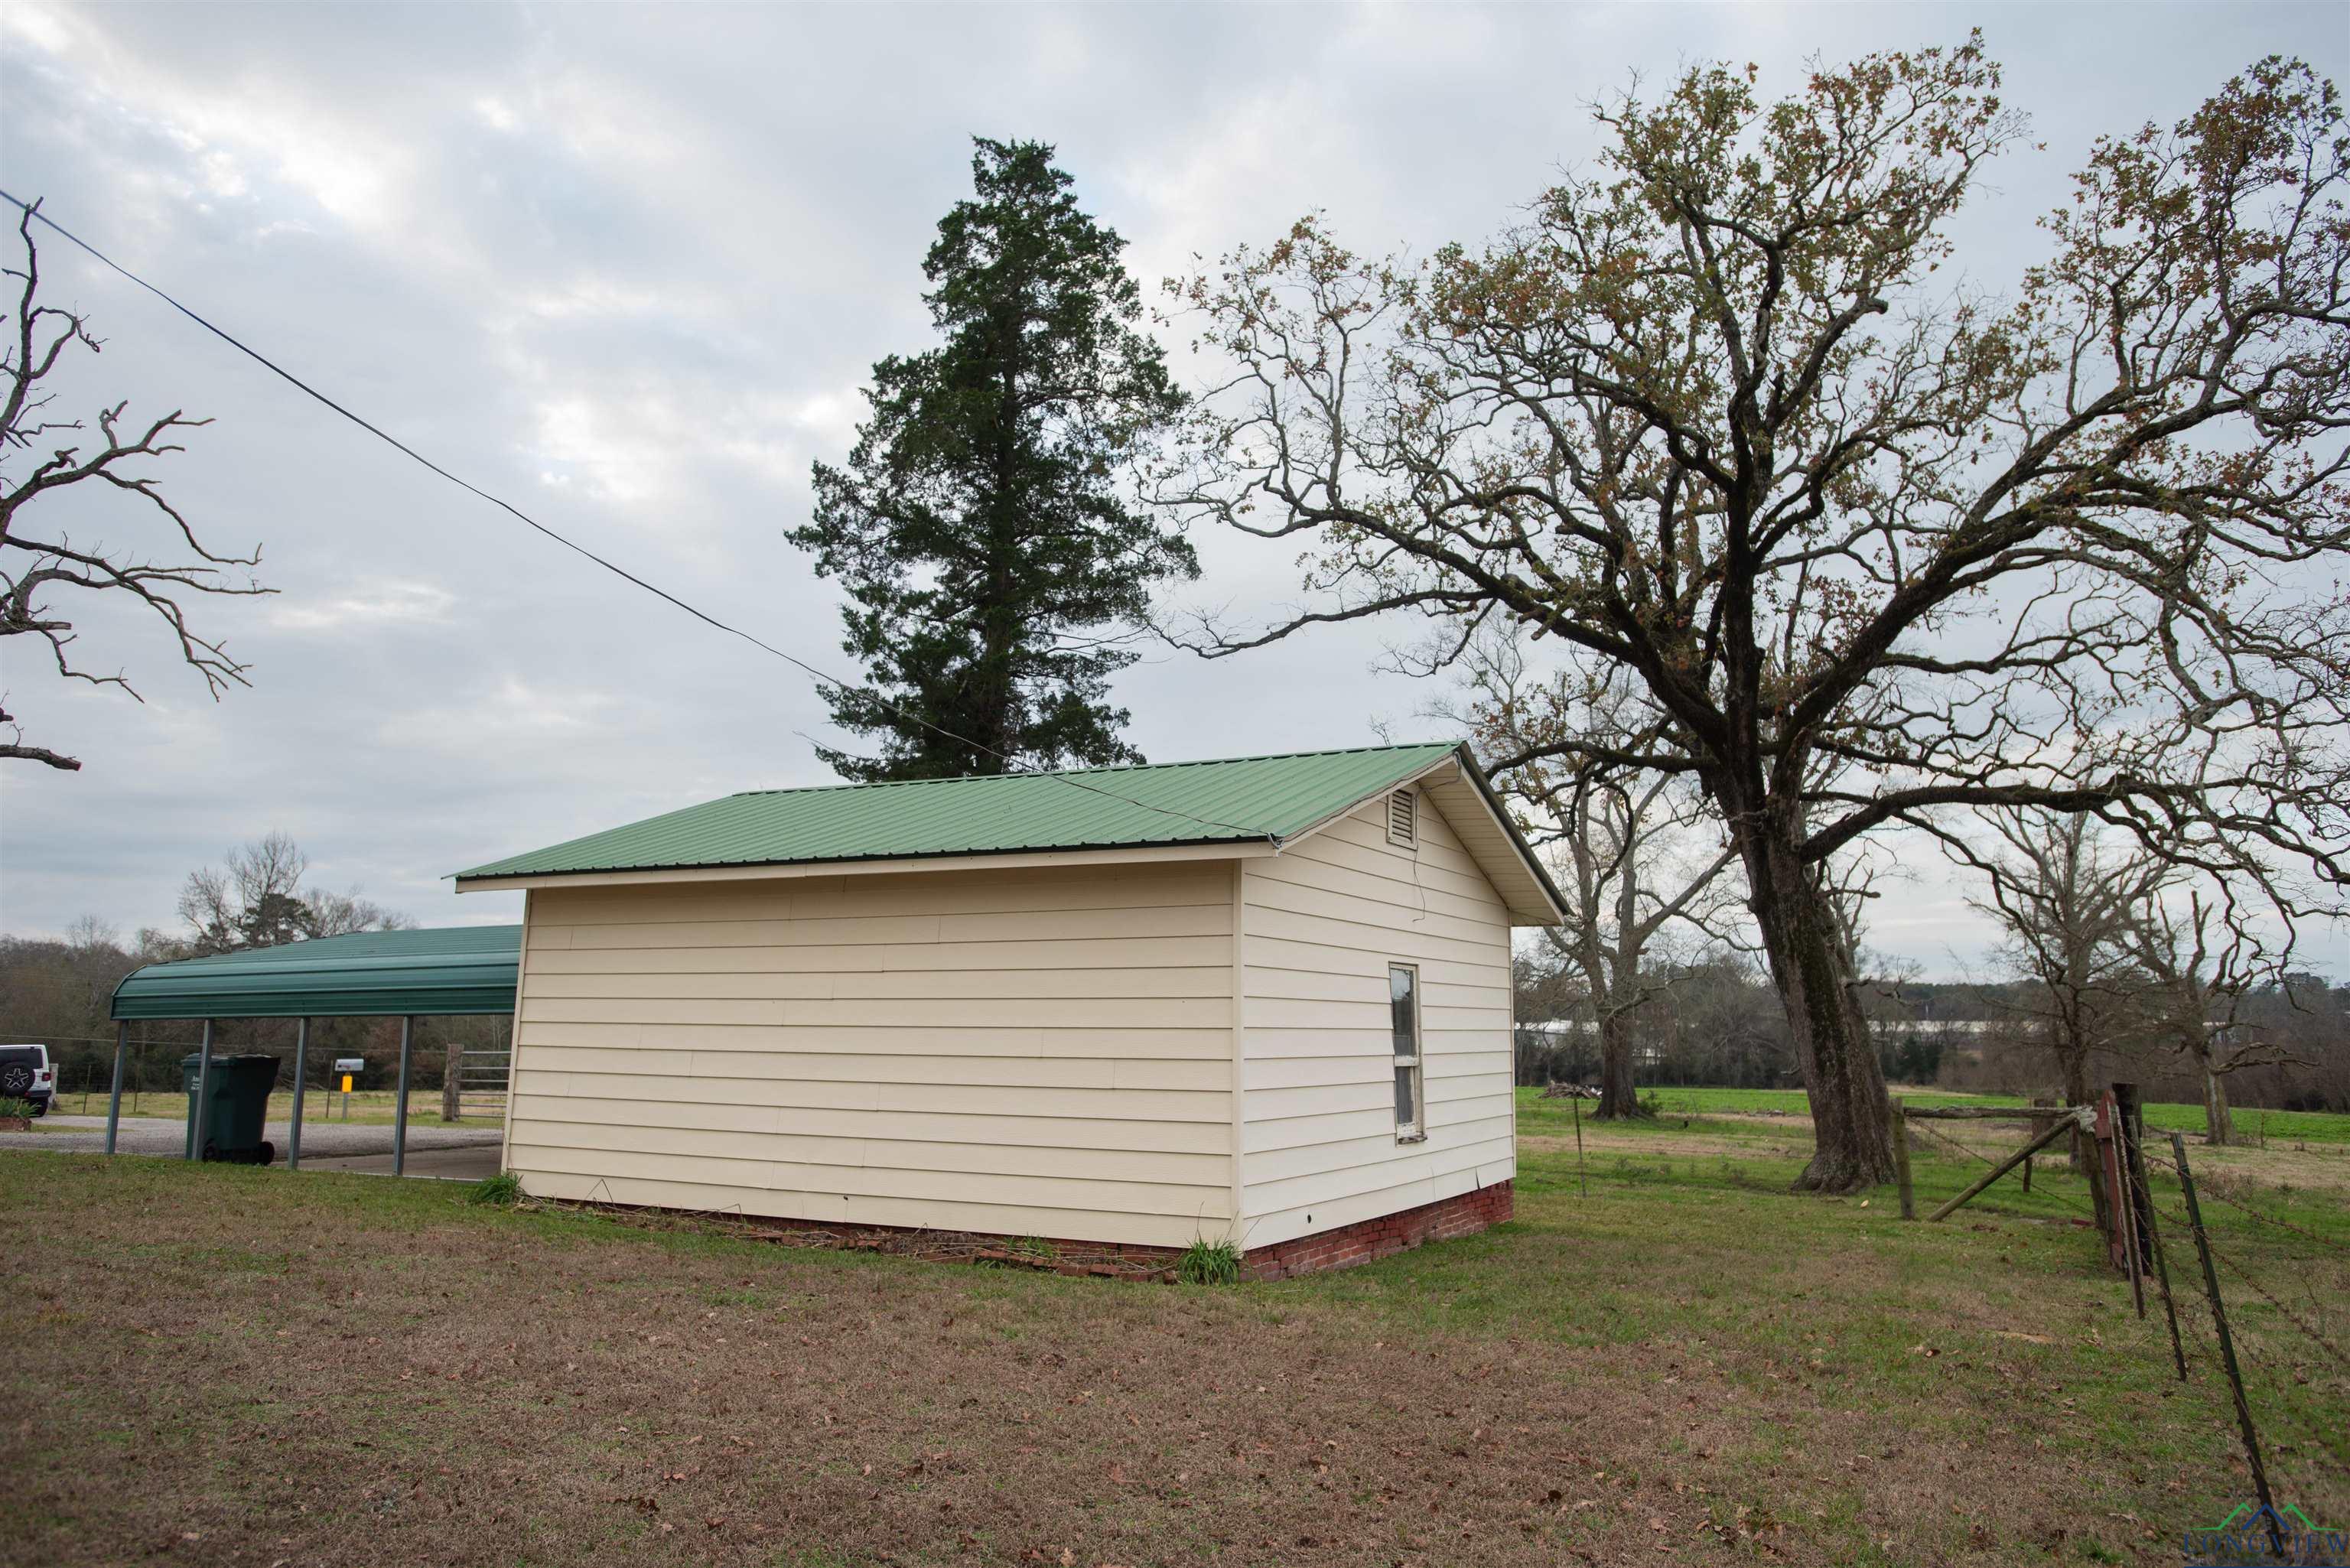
3 1143 2338 1568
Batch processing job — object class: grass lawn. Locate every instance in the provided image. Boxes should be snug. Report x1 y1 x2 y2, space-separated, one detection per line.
60 1087 489 1129
4 1091 2343 1567
1625 1085 2350 1148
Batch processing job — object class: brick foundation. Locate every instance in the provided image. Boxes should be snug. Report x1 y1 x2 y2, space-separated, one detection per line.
561 1178 1511 1282
1239 1179 1514 1281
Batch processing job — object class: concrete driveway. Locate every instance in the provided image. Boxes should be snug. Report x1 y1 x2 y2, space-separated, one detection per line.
0 1114 502 1179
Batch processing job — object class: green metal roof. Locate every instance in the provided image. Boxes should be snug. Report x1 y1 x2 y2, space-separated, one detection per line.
111 925 522 1021
456 742 1467 883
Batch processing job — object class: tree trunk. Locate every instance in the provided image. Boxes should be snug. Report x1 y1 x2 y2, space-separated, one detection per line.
2060 1046 2092 1172
2202 1061 2234 1147
1746 841 1895 1193
1594 1010 1643 1120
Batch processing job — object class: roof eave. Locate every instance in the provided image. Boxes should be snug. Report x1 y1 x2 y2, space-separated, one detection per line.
1419 748 1570 926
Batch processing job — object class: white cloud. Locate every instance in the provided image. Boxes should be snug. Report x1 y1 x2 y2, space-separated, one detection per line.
269 581 456 633
1 1 2343 980
0 2 72 55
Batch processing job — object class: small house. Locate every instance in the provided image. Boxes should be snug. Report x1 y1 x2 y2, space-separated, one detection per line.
454 743 1564 1275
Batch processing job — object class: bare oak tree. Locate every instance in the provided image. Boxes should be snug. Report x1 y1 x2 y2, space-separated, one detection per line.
2127 888 2302 1146
1961 809 2164 1219
1450 636 1739 1117
179 831 410 956
2 200 271 772
1161 44 2350 1191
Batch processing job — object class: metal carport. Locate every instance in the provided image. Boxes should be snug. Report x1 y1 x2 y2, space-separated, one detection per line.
106 926 521 1175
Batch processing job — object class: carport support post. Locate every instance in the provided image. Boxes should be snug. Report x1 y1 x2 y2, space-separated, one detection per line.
288 1018 308 1170
105 1022 128 1155
187 1020 215 1161
392 1016 413 1177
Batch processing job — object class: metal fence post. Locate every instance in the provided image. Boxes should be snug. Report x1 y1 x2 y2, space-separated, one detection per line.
392 1016 412 1178
2123 1090 2187 1381
187 1020 214 1161
105 1021 127 1156
2171 1132 2280 1555
288 1017 308 1170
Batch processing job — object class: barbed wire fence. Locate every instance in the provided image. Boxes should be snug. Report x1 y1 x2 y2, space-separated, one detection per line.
2112 1101 2350 1552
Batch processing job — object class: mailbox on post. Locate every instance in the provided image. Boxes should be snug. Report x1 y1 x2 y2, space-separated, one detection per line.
332 1057 365 1119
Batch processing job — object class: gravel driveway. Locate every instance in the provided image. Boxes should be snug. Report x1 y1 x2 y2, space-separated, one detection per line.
0 1114 501 1160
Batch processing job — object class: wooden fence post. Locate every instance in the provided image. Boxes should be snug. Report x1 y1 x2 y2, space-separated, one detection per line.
1889 1095 1914 1220
2105 1100 2143 1278
1570 1092 1587 1200
2111 1085 2148 1318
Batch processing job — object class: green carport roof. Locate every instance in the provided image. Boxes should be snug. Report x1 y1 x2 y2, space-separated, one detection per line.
111 925 522 1021
454 741 1472 883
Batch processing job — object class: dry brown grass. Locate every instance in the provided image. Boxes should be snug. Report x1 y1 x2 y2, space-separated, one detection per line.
3 1101 2342 1567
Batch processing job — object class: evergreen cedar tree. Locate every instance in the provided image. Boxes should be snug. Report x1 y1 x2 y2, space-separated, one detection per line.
791 138 1193 782
1163 42 2350 1192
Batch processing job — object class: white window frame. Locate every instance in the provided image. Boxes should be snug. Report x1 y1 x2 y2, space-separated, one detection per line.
1390 961 1424 1143
1386 788 1417 848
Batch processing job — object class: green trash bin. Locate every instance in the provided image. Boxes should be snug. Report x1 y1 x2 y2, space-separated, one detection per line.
181 1053 281 1164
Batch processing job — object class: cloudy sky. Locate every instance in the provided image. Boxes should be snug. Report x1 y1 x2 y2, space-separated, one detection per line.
3 2 2345 978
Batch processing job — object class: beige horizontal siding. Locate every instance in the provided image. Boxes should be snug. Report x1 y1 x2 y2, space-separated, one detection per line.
516 1170 1224 1250
517 1045 1229 1091
525 934 1233 974
505 1139 1226 1222
1246 935 1505 990
1238 790 1516 1249
528 965 1232 1000
520 994 1234 1029
515 1020 1232 1058
503 860 1238 1246
542 864 1232 922
1243 1114 1514 1182
516 1089 1232 1155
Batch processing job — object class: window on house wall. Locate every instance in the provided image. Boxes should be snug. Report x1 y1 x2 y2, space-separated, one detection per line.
1386 788 1417 847
1390 963 1424 1140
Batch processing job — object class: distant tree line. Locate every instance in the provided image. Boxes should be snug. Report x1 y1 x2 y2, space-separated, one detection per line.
1514 945 2350 1121
0 834 506 1105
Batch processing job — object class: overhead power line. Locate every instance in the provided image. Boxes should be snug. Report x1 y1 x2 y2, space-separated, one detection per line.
0 190 1281 844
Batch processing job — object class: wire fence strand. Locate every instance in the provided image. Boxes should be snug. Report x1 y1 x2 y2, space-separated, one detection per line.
1904 1114 2099 1218
2139 1146 2350 1259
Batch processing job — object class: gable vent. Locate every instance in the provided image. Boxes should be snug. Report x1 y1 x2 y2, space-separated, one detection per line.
1386 789 1417 847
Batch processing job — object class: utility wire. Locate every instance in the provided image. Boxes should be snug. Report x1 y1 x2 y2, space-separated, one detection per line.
0 191 1286 844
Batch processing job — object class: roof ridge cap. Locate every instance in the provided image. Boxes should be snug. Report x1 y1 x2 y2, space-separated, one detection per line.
727 739 1460 799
